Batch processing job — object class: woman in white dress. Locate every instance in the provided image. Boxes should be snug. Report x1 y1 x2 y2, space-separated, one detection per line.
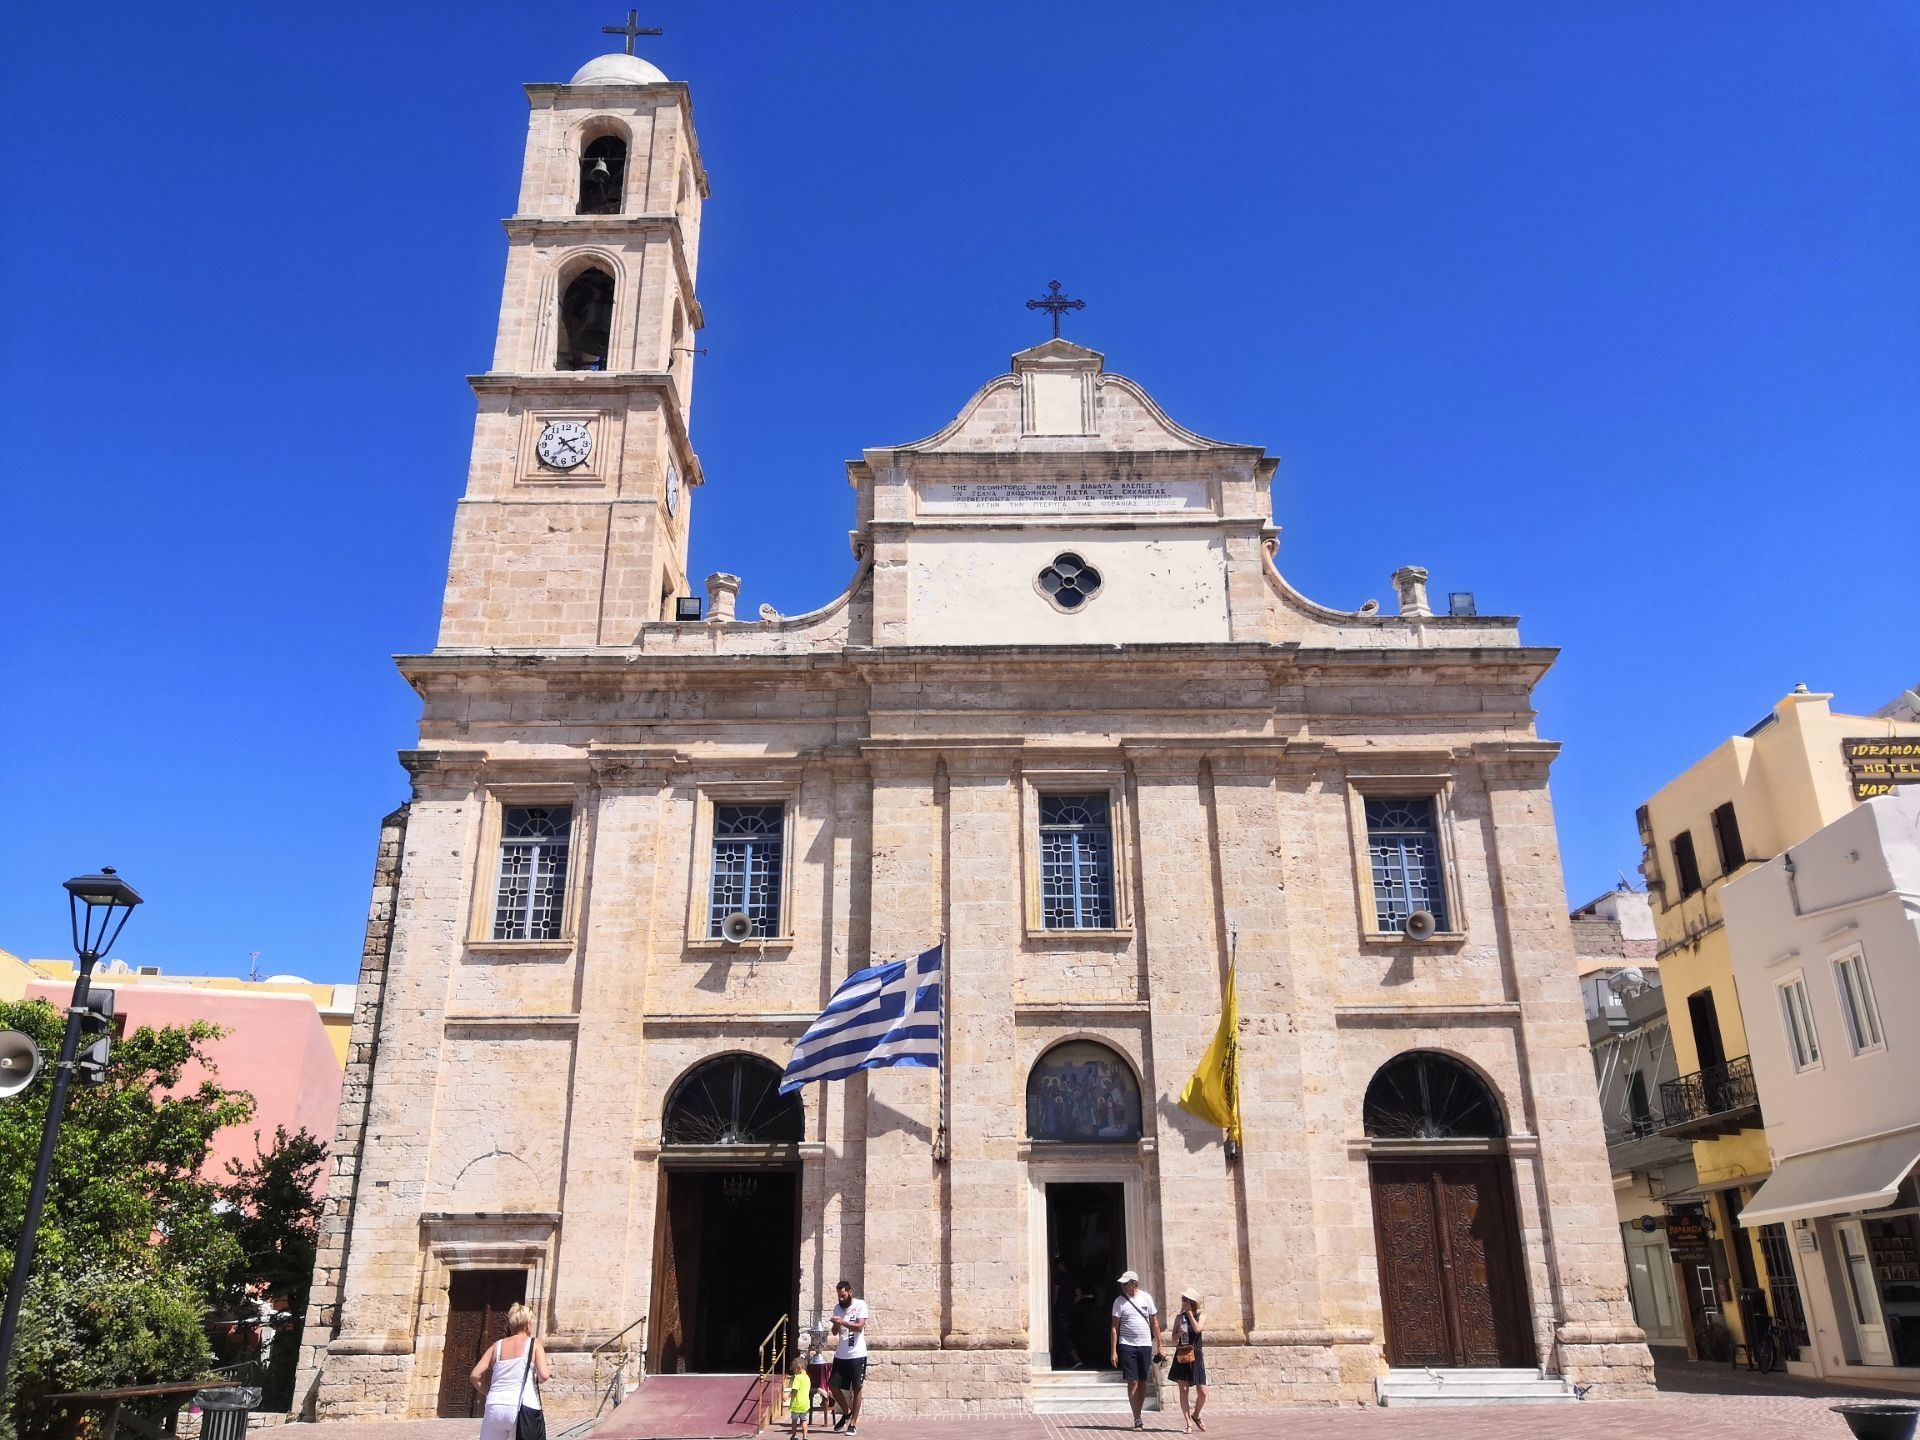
470 1303 549 1440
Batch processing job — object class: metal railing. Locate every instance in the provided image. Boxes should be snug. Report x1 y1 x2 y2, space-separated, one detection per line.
552 1316 648 1440
1659 1055 1758 1132
754 1314 790 1431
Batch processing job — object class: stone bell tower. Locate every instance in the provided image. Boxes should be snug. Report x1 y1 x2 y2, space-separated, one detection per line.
437 40 708 649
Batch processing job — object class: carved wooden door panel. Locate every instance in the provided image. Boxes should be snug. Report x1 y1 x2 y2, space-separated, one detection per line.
1440 1160 1535 1366
1372 1159 1534 1369
649 1172 705 1375
1370 1163 1453 1366
436 1269 527 1417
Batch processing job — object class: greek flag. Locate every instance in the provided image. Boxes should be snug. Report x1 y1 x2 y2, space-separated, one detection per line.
779 943 943 1094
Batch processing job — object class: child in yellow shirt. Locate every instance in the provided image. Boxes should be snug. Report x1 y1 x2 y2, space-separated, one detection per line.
786 1358 812 1436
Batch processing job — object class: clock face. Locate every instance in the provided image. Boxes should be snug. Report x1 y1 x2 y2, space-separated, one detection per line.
535 419 592 470
666 461 680 517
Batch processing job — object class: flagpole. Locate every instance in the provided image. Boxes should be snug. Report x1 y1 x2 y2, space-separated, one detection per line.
1225 929 1241 1162
935 935 949 1163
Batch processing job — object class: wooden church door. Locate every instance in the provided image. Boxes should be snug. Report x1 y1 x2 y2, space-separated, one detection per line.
1371 1157 1532 1368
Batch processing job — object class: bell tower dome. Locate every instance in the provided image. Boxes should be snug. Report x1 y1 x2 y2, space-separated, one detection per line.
437 32 708 648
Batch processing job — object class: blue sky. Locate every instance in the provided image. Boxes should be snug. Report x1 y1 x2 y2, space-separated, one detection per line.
3 4 1916 982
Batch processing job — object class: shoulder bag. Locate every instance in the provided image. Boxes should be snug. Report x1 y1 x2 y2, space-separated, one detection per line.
515 1334 547 1440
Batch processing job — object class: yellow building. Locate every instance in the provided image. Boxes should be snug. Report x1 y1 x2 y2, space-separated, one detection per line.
0 947 38 1001
1637 685 1920 1362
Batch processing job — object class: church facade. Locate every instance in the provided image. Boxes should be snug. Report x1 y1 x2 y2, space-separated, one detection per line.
298 40 1653 1420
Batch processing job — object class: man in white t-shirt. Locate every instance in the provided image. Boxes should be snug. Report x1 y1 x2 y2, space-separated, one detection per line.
1109 1270 1160 1430
827 1278 869 1435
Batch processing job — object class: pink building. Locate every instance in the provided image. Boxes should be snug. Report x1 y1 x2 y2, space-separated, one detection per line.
24 975 345 1195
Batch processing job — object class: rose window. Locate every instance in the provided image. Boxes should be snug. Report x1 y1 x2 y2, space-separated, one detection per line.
1037 552 1103 612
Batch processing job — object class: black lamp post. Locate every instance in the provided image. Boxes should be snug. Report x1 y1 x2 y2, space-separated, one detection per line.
0 869 143 1412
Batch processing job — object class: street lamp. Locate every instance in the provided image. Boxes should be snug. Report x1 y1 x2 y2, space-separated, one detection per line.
66 868 143 962
0 868 144 1409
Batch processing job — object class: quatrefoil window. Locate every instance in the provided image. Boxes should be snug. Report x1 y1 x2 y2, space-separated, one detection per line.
1036 552 1103 612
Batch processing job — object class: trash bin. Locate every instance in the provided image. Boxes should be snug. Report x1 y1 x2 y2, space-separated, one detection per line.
194 1385 263 1440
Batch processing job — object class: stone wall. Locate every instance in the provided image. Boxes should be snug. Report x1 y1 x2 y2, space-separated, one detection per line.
295 804 409 1418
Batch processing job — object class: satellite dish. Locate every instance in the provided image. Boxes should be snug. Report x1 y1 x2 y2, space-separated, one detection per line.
0 1031 41 1098
1608 967 1648 998
719 912 756 945
1402 910 1438 942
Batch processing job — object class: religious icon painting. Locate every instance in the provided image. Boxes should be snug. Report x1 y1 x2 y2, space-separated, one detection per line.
1026 1040 1143 1143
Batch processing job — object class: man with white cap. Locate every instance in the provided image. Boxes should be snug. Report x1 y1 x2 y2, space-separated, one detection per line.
1108 1270 1160 1429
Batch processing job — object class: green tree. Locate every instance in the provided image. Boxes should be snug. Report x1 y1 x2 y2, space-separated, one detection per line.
0 997 254 1432
216 1127 326 1409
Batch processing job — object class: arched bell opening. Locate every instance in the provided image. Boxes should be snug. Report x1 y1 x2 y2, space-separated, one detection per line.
556 267 615 371
578 133 627 214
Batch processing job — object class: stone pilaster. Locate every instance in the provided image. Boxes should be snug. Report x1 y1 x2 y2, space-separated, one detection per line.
1126 750 1233 1332
1478 746 1654 1396
547 751 675 1342
858 750 945 1353
941 752 1024 1351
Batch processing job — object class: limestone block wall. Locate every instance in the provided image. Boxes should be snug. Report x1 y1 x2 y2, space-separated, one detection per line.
311 644 1654 1417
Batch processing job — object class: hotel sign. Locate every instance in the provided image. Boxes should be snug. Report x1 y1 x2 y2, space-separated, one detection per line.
1665 1212 1714 1264
1842 738 1920 801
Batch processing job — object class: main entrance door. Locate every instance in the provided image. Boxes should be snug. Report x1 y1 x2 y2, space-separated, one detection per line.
1045 1183 1127 1369
651 1052 807 1377
651 1168 799 1374
1370 1157 1533 1367
436 1269 526 1417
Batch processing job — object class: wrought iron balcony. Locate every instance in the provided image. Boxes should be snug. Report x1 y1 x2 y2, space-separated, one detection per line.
1658 1055 1761 1140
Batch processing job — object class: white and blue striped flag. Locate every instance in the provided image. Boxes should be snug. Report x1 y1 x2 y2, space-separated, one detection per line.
779 942 943 1094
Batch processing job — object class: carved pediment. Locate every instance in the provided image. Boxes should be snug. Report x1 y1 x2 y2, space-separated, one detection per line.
894 343 1249 456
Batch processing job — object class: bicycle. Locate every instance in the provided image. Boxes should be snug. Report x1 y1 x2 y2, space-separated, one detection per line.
1752 1314 1784 1374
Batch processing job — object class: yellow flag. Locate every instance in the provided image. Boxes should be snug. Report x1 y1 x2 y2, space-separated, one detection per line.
1177 961 1240 1146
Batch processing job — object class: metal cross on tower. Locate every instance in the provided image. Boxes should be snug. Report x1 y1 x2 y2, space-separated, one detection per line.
1025 280 1086 339
602 10 662 55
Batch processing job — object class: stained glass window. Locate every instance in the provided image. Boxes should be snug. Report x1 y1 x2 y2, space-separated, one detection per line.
710 804 785 937
492 805 571 940
1036 553 1103 612
1364 796 1449 932
664 1054 803 1146
1040 793 1115 930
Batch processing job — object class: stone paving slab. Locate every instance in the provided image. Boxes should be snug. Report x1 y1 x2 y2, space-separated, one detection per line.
290 1393 1914 1440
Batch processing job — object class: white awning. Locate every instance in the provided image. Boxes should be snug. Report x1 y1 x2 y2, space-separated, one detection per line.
1738 1131 1920 1228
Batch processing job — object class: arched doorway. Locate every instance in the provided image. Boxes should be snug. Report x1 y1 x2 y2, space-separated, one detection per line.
1364 1051 1534 1369
651 1054 802 1375
1027 1040 1143 1371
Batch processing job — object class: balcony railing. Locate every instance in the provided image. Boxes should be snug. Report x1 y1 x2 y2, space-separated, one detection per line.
1658 1055 1761 1140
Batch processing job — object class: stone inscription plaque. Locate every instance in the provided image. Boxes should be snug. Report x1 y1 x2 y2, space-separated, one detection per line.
919 478 1210 514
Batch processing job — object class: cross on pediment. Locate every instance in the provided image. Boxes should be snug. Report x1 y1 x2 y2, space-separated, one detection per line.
1025 280 1086 339
602 10 662 55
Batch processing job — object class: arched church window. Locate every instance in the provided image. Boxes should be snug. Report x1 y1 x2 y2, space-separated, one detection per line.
1027 1040 1142 1143
578 134 627 214
1036 553 1103 612
1362 1051 1504 1141
557 268 615 371
663 1053 803 1146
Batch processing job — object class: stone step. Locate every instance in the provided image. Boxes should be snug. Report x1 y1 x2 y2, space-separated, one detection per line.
1375 1367 1578 1408
1030 1368 1163 1413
